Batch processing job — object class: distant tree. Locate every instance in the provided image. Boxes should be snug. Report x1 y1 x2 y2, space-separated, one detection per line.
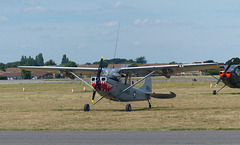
0 75 7 80
169 61 177 64
208 70 219 75
225 57 240 65
44 59 56 66
128 59 135 63
21 70 31 79
129 63 140 67
61 54 69 65
204 60 215 63
65 61 77 67
35 53 44 66
136 56 147 64
108 58 128 64
55 74 64 79
5 61 21 68
0 63 5 71
85 62 92 65
93 60 108 68
20 56 37 66
102 61 108 68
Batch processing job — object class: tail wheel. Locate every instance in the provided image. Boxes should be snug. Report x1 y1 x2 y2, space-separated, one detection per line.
213 90 217 95
84 104 90 111
126 104 131 111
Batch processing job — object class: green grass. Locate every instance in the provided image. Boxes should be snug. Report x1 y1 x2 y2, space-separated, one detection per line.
0 78 240 130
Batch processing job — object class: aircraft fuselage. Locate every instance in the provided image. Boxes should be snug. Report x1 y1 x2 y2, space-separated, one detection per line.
91 76 150 102
221 71 240 88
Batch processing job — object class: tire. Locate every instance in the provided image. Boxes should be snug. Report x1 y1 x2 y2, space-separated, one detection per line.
84 104 90 111
213 90 217 95
126 104 131 111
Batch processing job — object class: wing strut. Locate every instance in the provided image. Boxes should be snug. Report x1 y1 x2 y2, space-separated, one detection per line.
112 71 155 107
90 96 104 107
70 71 94 89
121 71 155 93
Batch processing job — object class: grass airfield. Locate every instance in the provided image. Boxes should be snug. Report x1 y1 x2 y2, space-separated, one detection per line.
1 77 240 131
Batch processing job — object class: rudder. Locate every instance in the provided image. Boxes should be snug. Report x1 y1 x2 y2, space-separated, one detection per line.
139 76 152 92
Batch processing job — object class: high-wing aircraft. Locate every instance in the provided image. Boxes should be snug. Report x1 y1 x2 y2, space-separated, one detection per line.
213 59 240 94
19 57 219 111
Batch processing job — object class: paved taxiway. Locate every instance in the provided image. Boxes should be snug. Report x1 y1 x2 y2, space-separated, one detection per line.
1 131 240 144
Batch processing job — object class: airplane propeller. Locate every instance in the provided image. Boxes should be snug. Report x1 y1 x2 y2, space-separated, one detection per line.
92 56 104 102
215 59 234 87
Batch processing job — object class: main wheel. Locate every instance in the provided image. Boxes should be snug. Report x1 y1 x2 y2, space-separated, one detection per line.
213 90 217 95
84 104 90 111
149 103 152 109
126 104 131 111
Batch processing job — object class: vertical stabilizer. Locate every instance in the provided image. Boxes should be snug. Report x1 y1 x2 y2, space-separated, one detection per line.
139 76 152 92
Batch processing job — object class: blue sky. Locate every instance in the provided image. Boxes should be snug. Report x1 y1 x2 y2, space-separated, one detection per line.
1 0 240 64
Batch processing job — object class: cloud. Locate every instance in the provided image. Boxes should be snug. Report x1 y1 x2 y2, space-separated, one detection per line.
23 6 49 13
0 16 10 22
133 41 140 45
25 25 57 31
134 19 149 25
20 44 32 49
154 19 173 25
112 1 122 8
102 31 109 35
30 0 40 6
104 21 118 27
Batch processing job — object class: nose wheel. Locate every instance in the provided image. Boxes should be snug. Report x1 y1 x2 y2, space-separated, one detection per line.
213 90 217 95
126 104 131 111
84 104 90 111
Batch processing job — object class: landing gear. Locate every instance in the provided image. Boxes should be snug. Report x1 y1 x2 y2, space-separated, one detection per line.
213 84 226 95
147 99 151 109
126 104 132 111
84 104 90 111
213 90 217 95
148 103 151 109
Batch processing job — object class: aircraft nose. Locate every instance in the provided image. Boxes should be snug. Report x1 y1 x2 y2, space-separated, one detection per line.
220 71 231 78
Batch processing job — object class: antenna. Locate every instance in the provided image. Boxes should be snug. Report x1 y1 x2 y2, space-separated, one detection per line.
113 23 120 59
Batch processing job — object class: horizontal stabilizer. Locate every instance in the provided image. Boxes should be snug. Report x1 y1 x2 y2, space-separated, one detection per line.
147 91 176 99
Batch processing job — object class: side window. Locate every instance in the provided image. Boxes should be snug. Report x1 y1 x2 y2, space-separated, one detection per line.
237 66 240 76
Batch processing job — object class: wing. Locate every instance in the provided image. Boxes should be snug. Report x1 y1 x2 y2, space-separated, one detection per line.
18 66 98 76
120 63 219 77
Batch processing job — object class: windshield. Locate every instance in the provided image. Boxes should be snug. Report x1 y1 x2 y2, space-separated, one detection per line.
102 68 121 77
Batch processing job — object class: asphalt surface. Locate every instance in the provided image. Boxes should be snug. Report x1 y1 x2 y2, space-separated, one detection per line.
1 131 240 145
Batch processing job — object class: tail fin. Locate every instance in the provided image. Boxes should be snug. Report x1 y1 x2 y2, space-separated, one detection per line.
139 76 152 92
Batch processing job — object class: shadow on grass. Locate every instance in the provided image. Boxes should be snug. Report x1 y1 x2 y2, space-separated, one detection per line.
52 106 174 112
213 92 240 95
52 108 82 112
52 105 240 112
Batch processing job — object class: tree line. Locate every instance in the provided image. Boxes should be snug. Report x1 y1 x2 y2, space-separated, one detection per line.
0 53 78 71
0 54 148 71
2 53 238 77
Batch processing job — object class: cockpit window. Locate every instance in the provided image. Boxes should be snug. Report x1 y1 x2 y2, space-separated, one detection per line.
102 68 121 77
109 76 119 82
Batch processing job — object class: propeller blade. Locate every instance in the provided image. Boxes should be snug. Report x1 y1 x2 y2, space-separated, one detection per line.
92 89 97 102
92 56 104 102
215 59 234 87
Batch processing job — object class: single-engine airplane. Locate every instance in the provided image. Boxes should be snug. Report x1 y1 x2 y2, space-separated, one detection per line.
19 57 219 111
213 59 240 94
